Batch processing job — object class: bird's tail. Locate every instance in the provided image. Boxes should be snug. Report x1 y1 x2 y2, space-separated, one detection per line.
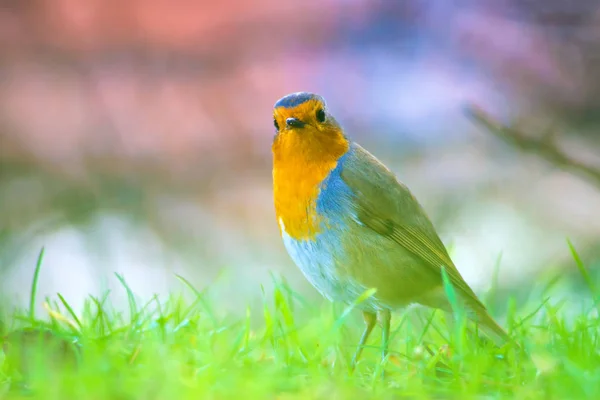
468 304 521 350
477 310 513 346
421 290 520 349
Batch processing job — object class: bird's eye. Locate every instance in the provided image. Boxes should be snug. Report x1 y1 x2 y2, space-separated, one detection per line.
274 118 280 131
316 108 326 123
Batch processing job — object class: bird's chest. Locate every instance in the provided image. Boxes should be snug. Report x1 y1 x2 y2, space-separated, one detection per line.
279 216 353 302
273 160 336 241
277 169 373 304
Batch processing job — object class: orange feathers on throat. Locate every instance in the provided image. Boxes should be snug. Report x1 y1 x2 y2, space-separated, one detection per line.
272 108 349 241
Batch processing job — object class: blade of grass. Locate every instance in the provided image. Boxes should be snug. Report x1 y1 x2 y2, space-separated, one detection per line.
57 293 82 329
114 273 138 322
511 297 550 331
29 247 45 322
332 288 377 331
485 252 503 313
567 239 599 312
441 266 466 351
273 284 306 363
260 284 274 346
175 274 218 328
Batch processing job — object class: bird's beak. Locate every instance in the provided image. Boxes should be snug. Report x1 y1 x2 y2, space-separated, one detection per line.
286 117 305 128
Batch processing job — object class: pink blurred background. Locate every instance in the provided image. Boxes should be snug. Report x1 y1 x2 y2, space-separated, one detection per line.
1 0 600 314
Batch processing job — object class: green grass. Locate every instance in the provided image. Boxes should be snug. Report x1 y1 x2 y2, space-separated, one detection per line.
0 245 599 399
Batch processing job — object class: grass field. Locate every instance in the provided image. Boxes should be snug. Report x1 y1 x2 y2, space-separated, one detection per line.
1 244 599 399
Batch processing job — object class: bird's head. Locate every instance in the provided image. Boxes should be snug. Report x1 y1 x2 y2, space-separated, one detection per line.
272 92 348 163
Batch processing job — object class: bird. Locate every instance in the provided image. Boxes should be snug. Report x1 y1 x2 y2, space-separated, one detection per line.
271 91 513 369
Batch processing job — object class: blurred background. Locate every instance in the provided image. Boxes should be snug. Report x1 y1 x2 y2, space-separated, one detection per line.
1 0 600 316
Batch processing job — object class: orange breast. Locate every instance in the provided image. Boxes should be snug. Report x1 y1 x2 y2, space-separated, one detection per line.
272 128 349 240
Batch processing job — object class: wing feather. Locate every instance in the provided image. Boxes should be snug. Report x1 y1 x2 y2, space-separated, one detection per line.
340 143 485 309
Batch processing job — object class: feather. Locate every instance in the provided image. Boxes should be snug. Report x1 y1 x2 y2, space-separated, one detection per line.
340 143 512 345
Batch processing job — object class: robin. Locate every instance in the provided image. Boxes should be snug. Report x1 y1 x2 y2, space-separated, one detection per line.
271 92 512 368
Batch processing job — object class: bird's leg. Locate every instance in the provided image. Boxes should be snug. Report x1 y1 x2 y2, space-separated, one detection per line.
351 311 377 370
378 309 391 364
